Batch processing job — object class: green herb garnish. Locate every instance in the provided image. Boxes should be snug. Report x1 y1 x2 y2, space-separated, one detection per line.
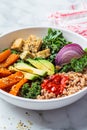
20 80 41 99
60 54 87 72
42 28 71 63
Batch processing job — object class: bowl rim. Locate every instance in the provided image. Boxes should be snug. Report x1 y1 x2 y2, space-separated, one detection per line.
0 26 87 42
0 26 87 103
0 87 87 103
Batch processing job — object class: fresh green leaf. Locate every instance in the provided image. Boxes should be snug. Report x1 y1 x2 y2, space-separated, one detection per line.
84 48 87 53
20 80 42 99
20 83 30 97
71 54 87 72
59 64 72 73
42 28 71 63
60 54 87 72
11 49 19 54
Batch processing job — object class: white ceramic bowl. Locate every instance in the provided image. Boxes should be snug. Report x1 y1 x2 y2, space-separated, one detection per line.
0 27 87 110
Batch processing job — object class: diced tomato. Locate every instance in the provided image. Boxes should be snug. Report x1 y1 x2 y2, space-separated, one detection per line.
41 74 69 95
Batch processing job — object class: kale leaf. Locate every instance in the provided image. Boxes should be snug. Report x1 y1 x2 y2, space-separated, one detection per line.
20 80 41 99
60 54 87 72
11 49 20 54
42 28 71 63
71 54 87 72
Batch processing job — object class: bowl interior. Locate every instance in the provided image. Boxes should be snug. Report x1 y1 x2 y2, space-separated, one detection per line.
0 27 87 110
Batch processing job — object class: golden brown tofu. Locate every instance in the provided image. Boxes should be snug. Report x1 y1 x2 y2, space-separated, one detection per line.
35 49 50 58
25 35 42 53
20 51 35 60
23 43 29 51
11 38 24 51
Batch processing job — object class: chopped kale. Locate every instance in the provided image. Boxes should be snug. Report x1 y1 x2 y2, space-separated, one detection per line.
42 28 71 63
11 49 19 54
60 54 87 72
59 64 72 73
20 80 42 99
84 48 87 53
71 54 87 72
20 83 30 97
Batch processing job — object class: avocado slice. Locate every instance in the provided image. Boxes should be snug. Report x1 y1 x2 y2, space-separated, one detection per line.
27 58 55 75
23 72 39 80
8 66 39 80
14 62 47 76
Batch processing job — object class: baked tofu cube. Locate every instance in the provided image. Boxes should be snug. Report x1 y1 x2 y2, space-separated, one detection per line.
35 49 50 58
25 35 42 53
11 38 24 51
23 44 29 51
20 51 34 60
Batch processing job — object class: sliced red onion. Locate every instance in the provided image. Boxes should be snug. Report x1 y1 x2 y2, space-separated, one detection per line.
55 43 84 66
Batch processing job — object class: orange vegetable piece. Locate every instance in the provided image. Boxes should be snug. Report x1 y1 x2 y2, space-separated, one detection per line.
0 49 11 62
0 68 11 77
0 53 19 68
0 71 24 89
9 78 28 96
1 86 12 93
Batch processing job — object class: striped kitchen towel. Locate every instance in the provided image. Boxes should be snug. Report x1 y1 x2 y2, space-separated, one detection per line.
48 10 87 38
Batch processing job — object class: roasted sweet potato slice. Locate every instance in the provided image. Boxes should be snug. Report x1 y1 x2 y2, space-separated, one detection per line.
0 71 24 89
0 68 11 77
9 78 28 96
0 49 11 62
0 53 19 68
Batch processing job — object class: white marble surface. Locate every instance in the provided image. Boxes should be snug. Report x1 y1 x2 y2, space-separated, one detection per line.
0 0 87 130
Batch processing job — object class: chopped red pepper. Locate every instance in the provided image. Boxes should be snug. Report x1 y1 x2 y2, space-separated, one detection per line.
41 74 69 95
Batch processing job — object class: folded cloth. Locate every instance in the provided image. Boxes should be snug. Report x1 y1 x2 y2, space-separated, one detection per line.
49 10 87 38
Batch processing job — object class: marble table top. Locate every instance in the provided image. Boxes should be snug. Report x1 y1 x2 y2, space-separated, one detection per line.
0 0 87 130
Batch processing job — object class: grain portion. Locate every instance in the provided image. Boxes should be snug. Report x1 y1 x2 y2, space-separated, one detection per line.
37 70 87 99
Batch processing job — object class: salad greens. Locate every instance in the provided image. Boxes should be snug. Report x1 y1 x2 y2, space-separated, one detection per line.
60 54 87 72
11 49 19 54
5 28 86 99
85 48 87 53
42 28 71 63
20 80 41 99
20 28 87 98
